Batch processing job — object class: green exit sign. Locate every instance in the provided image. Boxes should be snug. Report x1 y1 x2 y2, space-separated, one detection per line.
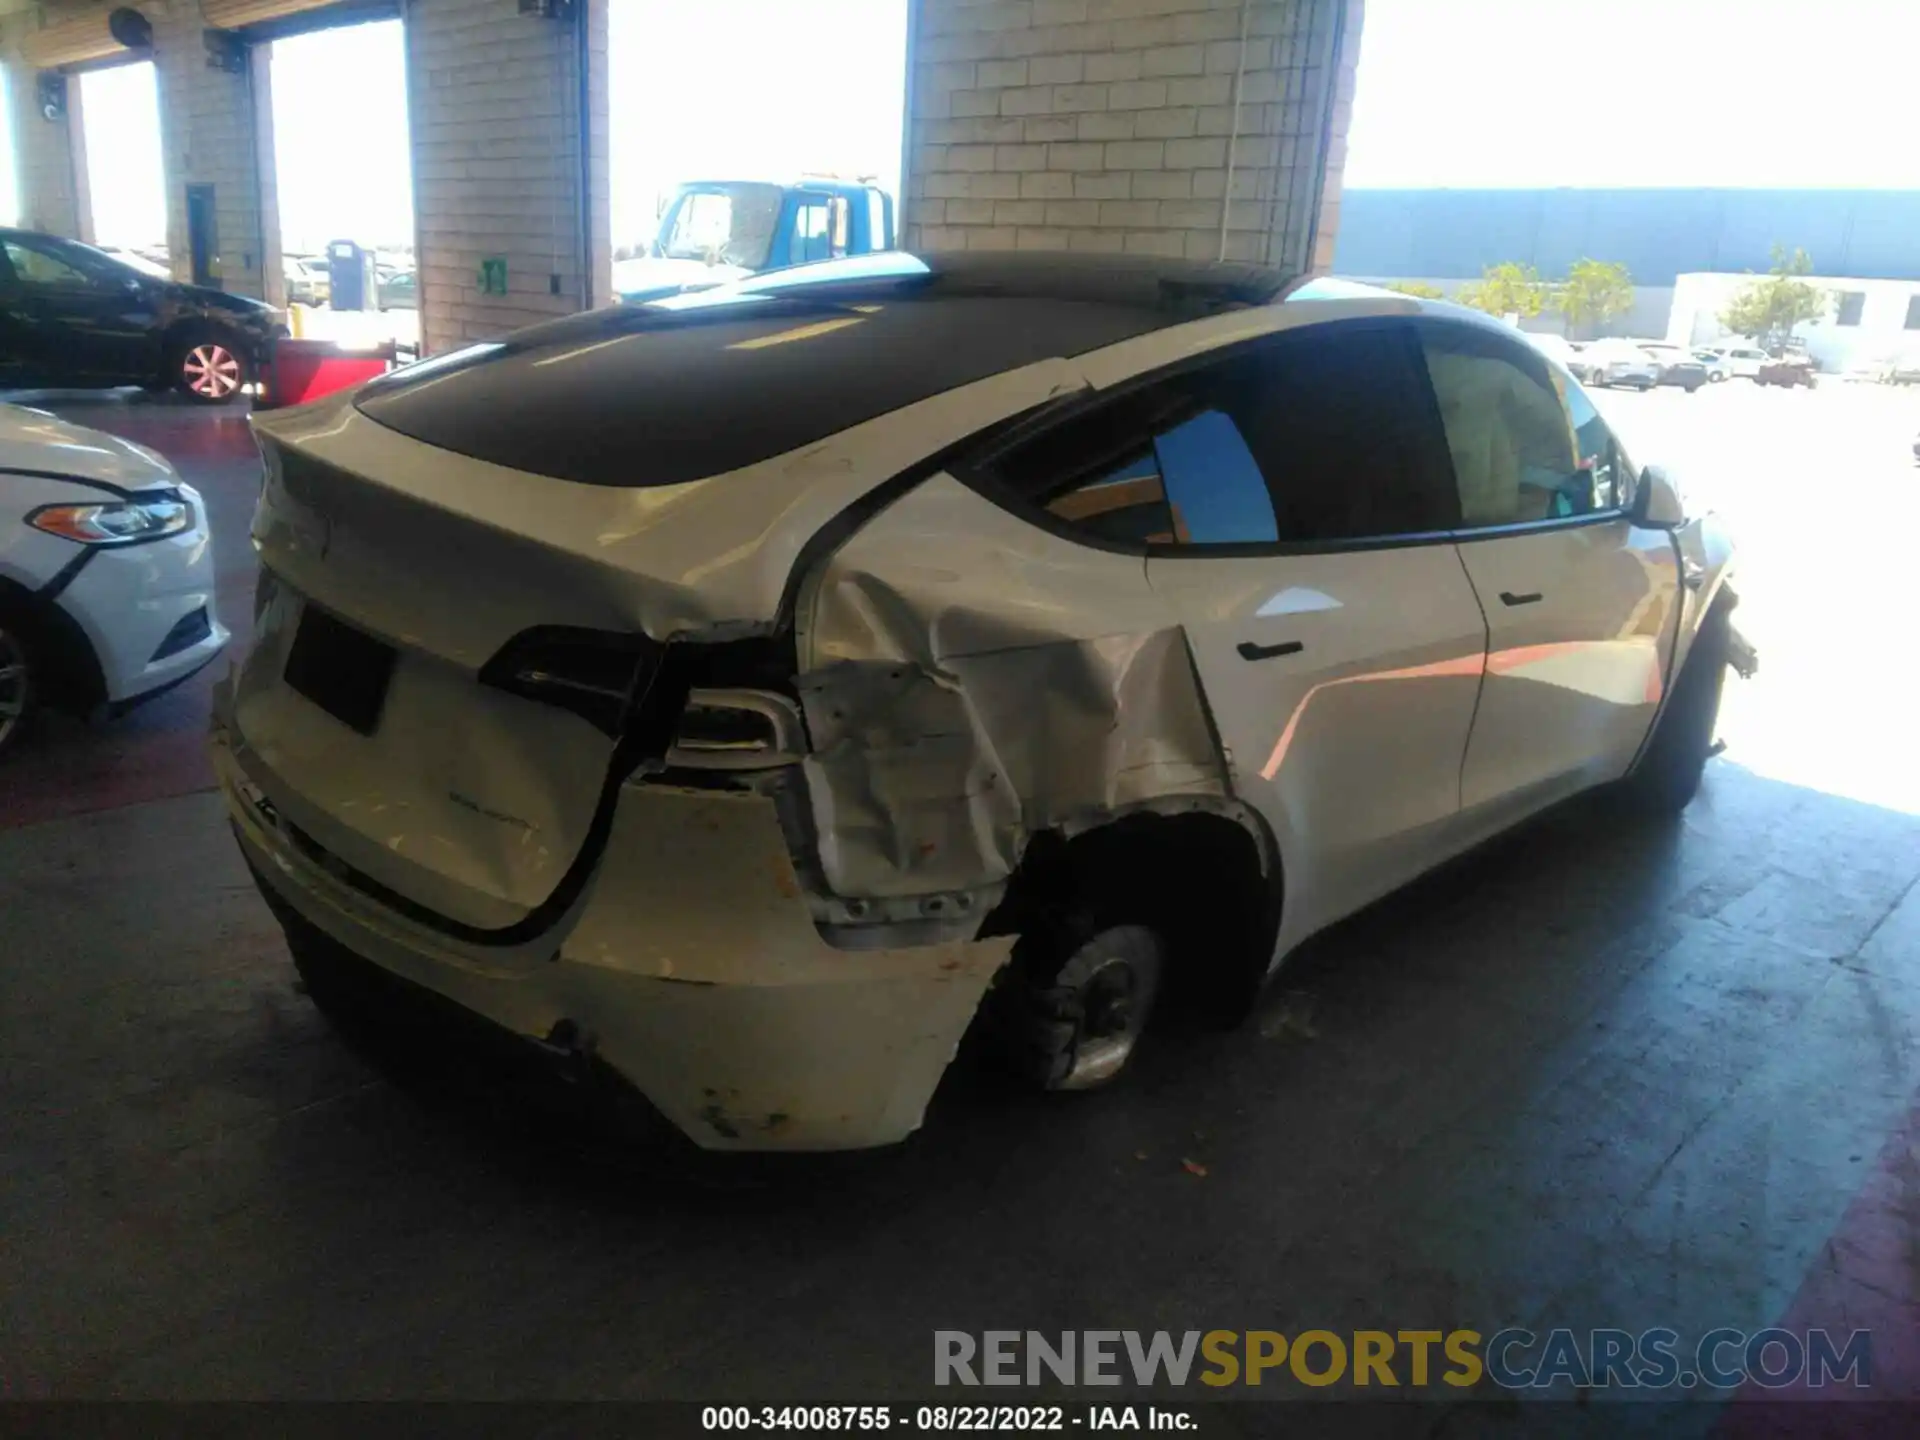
478 257 507 295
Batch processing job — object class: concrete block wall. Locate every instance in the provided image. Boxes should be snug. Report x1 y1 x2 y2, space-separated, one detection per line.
152 4 274 298
1 55 86 238
405 0 611 353
903 0 1361 273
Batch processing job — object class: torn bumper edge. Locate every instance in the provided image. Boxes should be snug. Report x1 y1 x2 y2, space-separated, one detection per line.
211 678 1015 1152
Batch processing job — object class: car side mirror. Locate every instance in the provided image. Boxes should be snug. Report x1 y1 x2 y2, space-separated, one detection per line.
1630 464 1685 529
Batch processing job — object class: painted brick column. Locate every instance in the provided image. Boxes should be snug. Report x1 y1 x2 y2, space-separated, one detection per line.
904 0 1362 273
1 52 87 238
148 5 272 297
404 0 611 354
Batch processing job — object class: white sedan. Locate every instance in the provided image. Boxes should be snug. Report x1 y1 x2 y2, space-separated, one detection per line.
1580 338 1662 390
215 257 1745 1151
0 405 228 756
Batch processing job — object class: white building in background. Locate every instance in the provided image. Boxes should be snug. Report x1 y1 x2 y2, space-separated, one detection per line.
1667 273 1920 372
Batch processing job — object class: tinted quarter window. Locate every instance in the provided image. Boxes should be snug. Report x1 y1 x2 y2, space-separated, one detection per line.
995 320 1450 548
4 241 89 288
1039 408 1278 545
1418 325 1600 527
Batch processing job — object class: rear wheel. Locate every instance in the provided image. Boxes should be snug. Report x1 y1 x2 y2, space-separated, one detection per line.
989 922 1167 1090
1620 602 1730 814
174 331 249 404
0 617 38 761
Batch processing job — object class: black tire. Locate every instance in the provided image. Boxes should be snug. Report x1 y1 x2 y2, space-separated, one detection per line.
986 919 1167 1091
1684 380 1703 393
171 327 250 405
1620 601 1730 815
0 611 39 762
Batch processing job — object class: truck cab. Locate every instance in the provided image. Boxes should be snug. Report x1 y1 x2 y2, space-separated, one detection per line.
612 179 895 301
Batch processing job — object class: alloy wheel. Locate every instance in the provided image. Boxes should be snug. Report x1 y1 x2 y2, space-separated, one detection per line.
0 627 30 753
183 343 242 400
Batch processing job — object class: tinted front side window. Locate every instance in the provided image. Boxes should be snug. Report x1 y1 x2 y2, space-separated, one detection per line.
996 322 1451 548
1418 325 1605 527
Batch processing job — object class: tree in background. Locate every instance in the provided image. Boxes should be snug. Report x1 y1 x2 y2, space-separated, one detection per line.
1455 262 1547 319
1721 246 1830 353
1384 280 1446 299
1554 258 1634 338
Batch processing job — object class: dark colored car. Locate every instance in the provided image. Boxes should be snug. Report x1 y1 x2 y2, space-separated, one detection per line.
0 227 282 404
1755 356 1816 389
1639 343 1709 392
376 267 416 311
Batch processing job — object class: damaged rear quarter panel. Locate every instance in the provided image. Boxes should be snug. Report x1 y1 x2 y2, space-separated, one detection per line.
795 472 1234 902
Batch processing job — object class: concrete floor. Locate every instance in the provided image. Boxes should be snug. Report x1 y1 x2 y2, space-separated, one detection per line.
1 384 1916 1425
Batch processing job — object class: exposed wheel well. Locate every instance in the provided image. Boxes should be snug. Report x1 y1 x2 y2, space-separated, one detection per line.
0 575 107 713
981 807 1281 1025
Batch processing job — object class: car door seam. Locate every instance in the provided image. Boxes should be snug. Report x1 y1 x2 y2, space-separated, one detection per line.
1449 539 1493 811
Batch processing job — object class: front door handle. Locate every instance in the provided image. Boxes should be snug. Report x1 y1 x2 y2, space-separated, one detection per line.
1237 639 1304 662
1499 590 1543 607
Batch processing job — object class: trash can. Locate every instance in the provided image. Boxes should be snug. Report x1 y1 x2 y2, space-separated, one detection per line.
326 240 378 312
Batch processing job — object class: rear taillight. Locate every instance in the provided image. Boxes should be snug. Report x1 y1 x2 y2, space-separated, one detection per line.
478 626 657 736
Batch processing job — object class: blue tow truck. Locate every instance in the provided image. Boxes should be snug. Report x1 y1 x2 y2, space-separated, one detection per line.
613 178 897 301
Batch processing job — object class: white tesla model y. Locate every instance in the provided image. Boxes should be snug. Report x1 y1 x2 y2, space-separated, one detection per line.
214 255 1746 1151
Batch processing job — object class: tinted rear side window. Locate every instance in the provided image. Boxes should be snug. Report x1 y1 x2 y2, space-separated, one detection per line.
988 320 1454 548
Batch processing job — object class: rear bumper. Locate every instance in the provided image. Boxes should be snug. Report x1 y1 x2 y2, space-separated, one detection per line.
212 683 1013 1151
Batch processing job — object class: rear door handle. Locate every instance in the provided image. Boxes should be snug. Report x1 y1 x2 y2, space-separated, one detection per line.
1237 639 1304 661
1499 591 1543 607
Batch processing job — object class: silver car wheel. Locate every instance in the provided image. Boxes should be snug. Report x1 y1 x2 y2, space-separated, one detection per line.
183 342 242 400
1048 924 1166 1090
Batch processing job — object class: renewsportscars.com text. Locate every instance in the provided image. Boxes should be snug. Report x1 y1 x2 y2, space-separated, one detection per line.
934 1328 1872 1391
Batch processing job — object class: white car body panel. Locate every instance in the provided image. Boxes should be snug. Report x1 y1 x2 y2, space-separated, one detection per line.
218 266 1737 1151
1146 546 1487 951
1454 520 1681 814
1 404 227 708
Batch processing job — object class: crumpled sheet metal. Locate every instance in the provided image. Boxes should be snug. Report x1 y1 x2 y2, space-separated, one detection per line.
795 472 1231 902
801 627 1226 900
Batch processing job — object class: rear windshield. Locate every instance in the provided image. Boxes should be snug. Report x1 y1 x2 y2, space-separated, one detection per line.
355 256 1280 487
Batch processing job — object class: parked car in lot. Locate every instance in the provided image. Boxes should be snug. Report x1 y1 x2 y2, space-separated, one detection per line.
1638 342 1709 392
217 256 1744 1152
1579 338 1661 390
376 266 416 311
0 227 283 403
283 256 331 308
1695 344 1770 380
1691 350 1736 383
1755 356 1816 388
0 405 227 759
